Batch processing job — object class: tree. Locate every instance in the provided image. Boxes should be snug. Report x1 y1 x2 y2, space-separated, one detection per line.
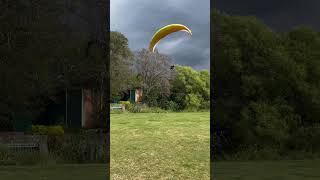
134 49 172 107
170 66 210 110
0 0 110 129
211 10 319 155
110 31 133 97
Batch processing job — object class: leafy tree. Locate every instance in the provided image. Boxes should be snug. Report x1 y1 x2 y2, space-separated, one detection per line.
134 49 172 107
110 31 133 97
212 10 320 157
0 1 109 129
170 66 210 110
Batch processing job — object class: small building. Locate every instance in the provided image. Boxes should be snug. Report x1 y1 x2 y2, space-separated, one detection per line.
35 88 105 130
10 87 142 132
129 88 143 103
111 88 143 104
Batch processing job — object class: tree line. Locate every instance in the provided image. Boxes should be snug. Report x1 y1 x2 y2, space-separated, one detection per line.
0 1 108 130
110 32 210 111
0 1 209 131
212 11 320 159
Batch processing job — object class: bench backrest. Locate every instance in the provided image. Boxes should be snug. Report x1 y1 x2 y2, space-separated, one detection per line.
0 134 46 153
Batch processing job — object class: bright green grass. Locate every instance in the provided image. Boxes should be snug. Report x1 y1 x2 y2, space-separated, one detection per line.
111 112 210 180
0 164 108 180
214 160 320 180
4 112 319 180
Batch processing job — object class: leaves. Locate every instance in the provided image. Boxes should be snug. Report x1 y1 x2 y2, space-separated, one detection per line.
213 10 320 154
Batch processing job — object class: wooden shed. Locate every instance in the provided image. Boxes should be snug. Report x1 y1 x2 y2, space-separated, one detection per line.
129 88 143 103
36 88 104 129
66 88 104 129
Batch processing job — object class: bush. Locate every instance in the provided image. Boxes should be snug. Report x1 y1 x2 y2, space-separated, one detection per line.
118 101 132 111
120 101 130 107
231 146 281 161
200 101 210 110
52 133 107 164
285 126 320 152
0 144 10 162
165 101 180 111
126 103 169 113
127 103 143 113
32 125 64 136
141 107 168 113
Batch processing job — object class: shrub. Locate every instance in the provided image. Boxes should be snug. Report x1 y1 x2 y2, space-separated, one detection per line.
52 133 107 164
128 103 143 113
126 103 169 113
286 126 320 152
165 101 180 111
118 101 132 110
120 101 130 106
229 145 281 161
32 125 64 136
200 101 210 110
47 126 64 136
0 144 10 162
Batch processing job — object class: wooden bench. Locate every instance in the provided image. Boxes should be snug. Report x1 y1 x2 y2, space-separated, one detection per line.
0 134 48 154
110 105 125 111
7 143 39 152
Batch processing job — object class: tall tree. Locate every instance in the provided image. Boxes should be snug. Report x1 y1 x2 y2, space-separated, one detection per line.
110 31 133 97
134 49 172 107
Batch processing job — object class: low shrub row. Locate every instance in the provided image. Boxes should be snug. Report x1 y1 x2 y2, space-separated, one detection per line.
111 101 209 113
31 125 64 136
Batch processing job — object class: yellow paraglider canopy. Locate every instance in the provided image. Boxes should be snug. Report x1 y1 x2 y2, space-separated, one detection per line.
149 24 192 52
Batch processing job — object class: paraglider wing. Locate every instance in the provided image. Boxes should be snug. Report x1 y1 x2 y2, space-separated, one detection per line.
149 24 192 52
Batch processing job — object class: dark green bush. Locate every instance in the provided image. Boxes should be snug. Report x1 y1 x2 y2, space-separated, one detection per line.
165 101 180 111
50 132 107 164
32 125 64 136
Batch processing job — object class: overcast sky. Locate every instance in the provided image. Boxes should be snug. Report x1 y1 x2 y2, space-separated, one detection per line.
111 0 210 70
214 0 320 31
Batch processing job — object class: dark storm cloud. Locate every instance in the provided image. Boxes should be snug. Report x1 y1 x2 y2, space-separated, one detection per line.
214 0 320 31
111 0 210 70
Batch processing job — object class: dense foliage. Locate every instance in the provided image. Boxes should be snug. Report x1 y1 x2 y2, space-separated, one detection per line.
0 1 108 130
110 31 133 97
170 66 210 111
213 11 320 159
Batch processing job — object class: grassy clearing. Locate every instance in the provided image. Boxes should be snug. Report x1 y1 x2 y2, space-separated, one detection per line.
214 160 320 180
0 164 108 180
2 111 320 180
111 112 210 180
2 160 320 180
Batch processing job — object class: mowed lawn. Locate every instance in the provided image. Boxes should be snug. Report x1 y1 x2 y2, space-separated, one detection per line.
3 112 320 180
110 112 210 180
0 164 108 180
214 160 320 180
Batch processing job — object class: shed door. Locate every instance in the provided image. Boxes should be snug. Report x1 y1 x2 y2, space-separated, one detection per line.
130 90 135 102
66 89 82 128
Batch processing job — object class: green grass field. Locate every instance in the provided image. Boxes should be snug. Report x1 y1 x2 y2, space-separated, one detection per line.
111 112 210 180
2 112 320 180
214 160 320 180
2 160 320 180
0 164 108 180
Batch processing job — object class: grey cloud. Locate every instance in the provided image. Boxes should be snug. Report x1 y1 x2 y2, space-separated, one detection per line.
111 0 210 70
214 0 320 31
